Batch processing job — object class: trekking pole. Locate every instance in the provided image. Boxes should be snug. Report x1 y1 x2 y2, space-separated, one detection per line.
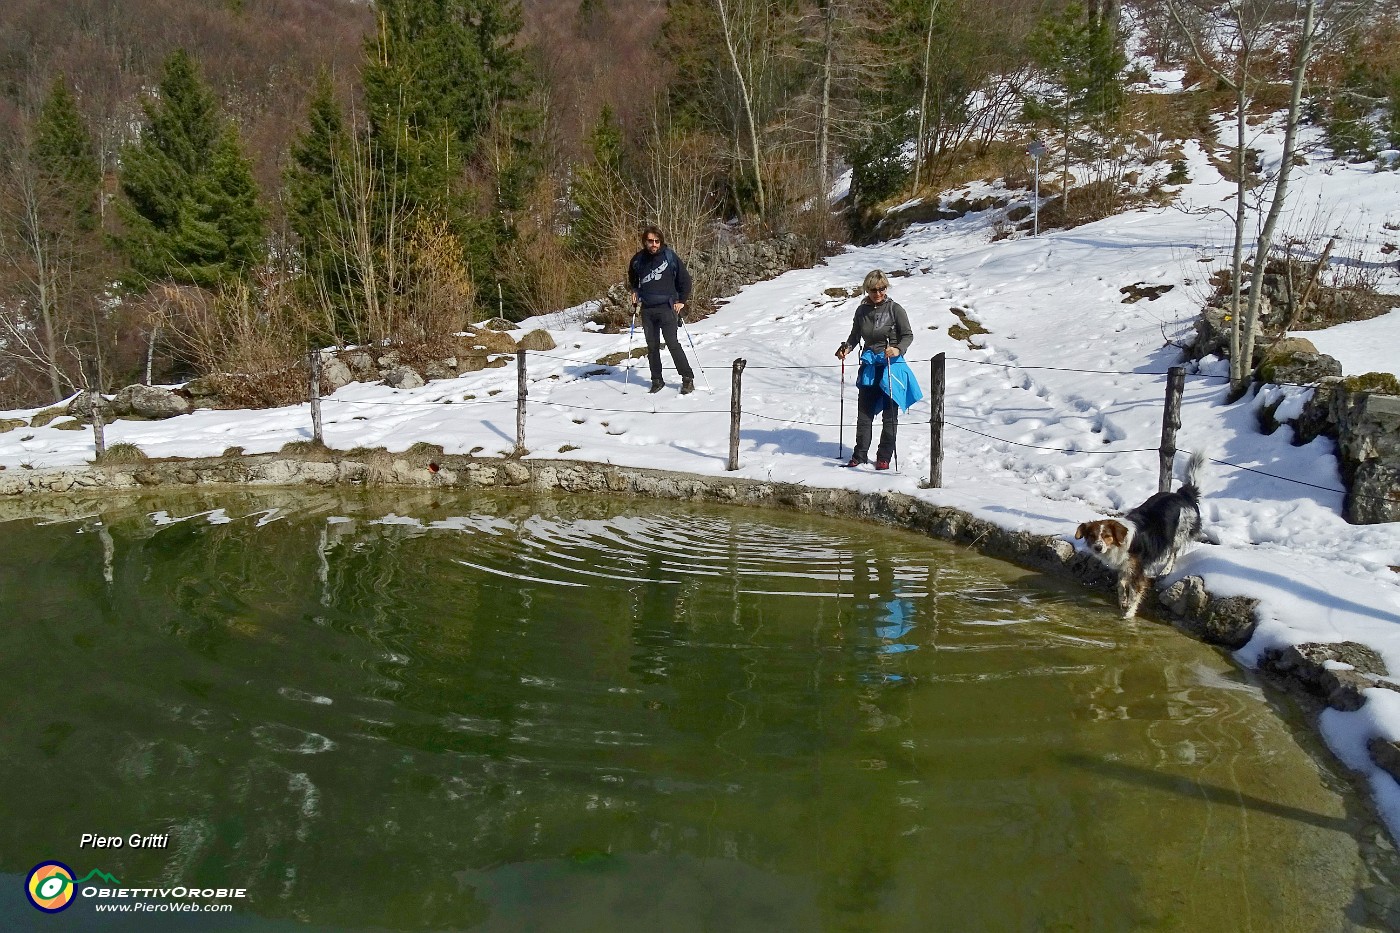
627 304 638 388
838 355 846 460
680 315 713 391
887 342 899 473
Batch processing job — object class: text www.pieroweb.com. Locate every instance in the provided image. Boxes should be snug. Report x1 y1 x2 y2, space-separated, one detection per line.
94 901 235 913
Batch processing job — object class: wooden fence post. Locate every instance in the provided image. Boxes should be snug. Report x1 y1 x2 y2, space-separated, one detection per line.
1158 366 1185 492
928 353 945 488
728 358 747 471
83 358 105 459
308 349 323 446
515 348 528 455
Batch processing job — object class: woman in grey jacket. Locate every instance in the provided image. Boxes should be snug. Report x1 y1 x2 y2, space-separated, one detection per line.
834 270 914 470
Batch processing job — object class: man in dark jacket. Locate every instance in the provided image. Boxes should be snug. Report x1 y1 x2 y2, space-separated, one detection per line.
628 225 696 394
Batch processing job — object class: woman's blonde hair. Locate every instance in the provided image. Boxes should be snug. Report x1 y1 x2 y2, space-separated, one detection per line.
862 270 890 294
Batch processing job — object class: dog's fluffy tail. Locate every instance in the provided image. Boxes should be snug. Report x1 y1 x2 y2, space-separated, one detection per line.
1179 449 1206 502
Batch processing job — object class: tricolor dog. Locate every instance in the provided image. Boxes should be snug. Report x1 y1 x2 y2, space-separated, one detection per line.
1075 451 1205 619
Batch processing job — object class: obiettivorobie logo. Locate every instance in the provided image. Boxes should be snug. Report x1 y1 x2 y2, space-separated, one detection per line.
24 859 248 916
25 862 121 913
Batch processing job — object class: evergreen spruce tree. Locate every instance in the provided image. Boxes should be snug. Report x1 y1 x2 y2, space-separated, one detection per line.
1024 3 1126 215
360 0 529 315
362 0 526 216
568 106 627 261
364 0 525 155
188 126 268 284
34 77 102 233
285 70 355 329
116 49 266 288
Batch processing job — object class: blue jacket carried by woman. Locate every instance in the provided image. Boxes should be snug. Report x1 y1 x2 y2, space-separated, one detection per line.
857 349 923 413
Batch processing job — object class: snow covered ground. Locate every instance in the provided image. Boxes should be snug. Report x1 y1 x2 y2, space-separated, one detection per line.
4 123 1400 834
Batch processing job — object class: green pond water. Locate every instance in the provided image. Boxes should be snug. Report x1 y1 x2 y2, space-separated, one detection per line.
0 489 1390 932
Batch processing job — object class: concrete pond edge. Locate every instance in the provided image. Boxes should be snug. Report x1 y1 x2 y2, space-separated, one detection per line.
6 447 1400 870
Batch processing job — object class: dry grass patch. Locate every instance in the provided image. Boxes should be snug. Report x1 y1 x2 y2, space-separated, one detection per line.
279 440 333 459
901 140 1031 207
97 443 149 464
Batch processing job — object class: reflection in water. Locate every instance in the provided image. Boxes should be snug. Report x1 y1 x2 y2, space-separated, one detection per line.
0 489 1392 932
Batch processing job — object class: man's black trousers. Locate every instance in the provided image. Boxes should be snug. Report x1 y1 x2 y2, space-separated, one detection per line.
641 305 694 382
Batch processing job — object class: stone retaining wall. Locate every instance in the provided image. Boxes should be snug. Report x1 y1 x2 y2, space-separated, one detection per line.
593 233 819 328
1293 380 1400 524
4 450 1400 842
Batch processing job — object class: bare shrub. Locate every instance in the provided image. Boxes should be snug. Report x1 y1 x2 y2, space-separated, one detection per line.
635 120 721 263
402 214 474 340
571 161 644 297
574 118 721 300
161 278 310 407
497 170 589 318
1034 177 1125 229
921 139 1030 196
1130 89 1214 142
748 150 846 263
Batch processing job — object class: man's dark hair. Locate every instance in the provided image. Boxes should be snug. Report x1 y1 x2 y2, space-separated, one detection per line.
640 224 666 246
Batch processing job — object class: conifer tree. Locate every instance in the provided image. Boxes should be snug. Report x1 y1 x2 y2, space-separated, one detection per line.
365 0 525 153
362 0 526 213
189 126 267 283
115 49 266 288
34 78 102 233
359 0 529 315
569 106 628 261
285 70 355 330
1024 2 1126 215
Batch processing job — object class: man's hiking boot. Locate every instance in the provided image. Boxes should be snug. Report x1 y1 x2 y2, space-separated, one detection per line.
649 379 665 394
680 377 695 395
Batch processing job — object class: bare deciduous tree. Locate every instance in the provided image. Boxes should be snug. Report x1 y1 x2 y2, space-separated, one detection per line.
1166 0 1371 394
714 0 772 218
0 127 100 402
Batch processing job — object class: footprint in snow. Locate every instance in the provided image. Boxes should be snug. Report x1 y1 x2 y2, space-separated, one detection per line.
1097 415 1127 443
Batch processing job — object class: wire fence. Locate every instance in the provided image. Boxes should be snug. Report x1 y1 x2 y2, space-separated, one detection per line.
395 349 1385 502
529 346 1384 500
74 344 1388 508
528 347 1342 390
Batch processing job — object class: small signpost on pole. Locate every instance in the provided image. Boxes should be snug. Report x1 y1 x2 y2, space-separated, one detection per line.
1027 140 1046 236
